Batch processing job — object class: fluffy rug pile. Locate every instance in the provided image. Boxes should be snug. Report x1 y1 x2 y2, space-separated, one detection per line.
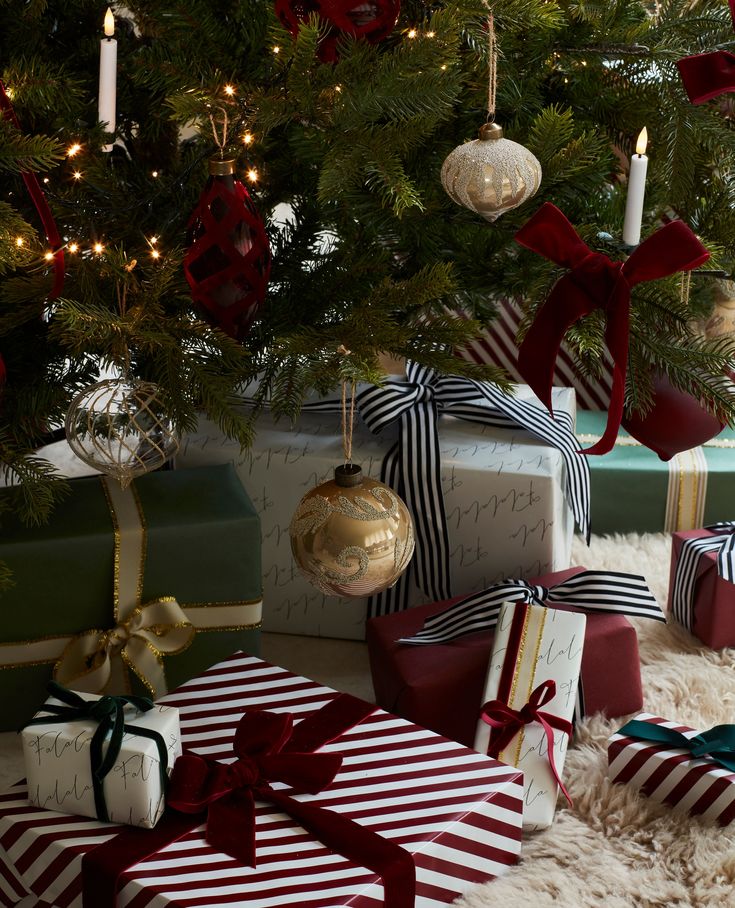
459 533 735 908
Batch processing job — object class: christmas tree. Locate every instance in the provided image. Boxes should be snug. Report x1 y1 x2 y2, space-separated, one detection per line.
2 0 735 524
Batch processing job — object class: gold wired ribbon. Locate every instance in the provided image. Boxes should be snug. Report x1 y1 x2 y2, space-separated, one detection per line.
53 477 194 697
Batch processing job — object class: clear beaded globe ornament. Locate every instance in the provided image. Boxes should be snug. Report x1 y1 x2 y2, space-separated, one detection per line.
65 377 179 487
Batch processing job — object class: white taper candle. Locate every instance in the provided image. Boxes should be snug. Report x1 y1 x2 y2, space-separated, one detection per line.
622 127 649 247
98 7 117 153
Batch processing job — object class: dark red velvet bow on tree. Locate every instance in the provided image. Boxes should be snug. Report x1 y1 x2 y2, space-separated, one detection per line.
677 1 735 104
515 203 710 456
481 679 573 807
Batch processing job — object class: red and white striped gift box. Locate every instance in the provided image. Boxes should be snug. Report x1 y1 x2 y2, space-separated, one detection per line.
457 299 613 412
607 713 735 825
0 652 524 908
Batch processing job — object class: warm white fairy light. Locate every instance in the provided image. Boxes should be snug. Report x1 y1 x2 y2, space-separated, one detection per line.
73 171 83 180
151 248 160 259
44 251 54 261
407 29 417 38
440 64 447 70
67 143 82 157
151 170 159 177
247 168 258 183
335 84 342 93
43 177 50 184
93 242 105 254
68 243 79 254
15 237 23 247
273 45 281 54
224 84 235 96
150 236 158 245
426 31 435 38
242 132 253 145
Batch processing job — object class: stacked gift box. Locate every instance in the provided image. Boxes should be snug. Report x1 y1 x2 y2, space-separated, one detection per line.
0 464 262 730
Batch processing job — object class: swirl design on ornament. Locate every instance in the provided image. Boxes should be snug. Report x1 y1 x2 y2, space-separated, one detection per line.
290 487 399 536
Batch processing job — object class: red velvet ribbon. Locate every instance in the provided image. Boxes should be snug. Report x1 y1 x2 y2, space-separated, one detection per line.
515 203 709 455
81 693 415 908
678 1 735 104
481 679 573 807
0 79 64 301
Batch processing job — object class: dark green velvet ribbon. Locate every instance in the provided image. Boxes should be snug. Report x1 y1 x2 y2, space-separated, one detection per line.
617 719 735 773
23 681 169 822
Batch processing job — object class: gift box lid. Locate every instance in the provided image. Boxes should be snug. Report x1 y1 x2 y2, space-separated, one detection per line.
0 652 525 908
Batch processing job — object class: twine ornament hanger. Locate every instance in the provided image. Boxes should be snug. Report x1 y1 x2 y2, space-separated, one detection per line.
337 345 357 466
209 106 229 158
485 5 497 124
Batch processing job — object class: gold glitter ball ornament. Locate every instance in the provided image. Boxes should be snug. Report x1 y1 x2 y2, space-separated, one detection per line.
289 463 415 599
65 377 179 487
441 122 542 221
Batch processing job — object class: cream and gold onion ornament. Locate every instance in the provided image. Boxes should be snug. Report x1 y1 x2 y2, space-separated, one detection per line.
290 463 415 598
441 121 542 221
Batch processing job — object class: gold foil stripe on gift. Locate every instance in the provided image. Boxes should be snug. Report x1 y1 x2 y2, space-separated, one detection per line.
665 446 707 533
577 434 735 449
503 606 548 770
0 599 263 669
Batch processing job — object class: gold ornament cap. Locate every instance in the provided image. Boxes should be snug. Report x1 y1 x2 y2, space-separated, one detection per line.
208 157 236 176
479 122 504 141
334 463 363 487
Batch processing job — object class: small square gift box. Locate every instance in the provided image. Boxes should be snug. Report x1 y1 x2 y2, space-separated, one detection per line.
21 683 181 829
368 566 662 747
668 523 735 648
474 600 586 830
608 714 735 825
0 653 524 908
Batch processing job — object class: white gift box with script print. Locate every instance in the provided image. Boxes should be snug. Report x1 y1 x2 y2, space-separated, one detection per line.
474 600 586 830
178 385 575 639
21 693 181 828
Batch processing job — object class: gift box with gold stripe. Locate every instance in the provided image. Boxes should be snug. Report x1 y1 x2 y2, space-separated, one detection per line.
0 464 262 731
576 411 735 534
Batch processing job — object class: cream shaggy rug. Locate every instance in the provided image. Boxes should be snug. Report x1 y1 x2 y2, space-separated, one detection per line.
458 532 735 908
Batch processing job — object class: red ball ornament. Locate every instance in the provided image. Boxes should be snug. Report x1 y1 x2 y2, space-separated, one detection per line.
184 158 271 342
275 0 400 62
621 373 725 461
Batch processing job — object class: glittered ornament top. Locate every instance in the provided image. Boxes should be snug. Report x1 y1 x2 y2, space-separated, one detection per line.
441 122 542 222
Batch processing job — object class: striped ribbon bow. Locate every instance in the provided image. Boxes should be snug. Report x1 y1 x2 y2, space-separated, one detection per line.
399 570 664 646
350 361 591 616
670 522 735 629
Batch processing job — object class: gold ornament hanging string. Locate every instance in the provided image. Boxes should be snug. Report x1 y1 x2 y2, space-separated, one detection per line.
484 4 497 124
680 270 692 307
337 344 357 466
209 106 229 159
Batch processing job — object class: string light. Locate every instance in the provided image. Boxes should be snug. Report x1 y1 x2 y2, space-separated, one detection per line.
224 84 235 96
242 132 253 145
407 29 417 38
426 31 435 38
73 171 83 180
273 45 281 54
440 64 447 71
14 237 23 247
151 249 160 260
5 87 13 99
93 242 105 254
68 243 79 254
335 84 342 93
43 177 50 184
150 236 158 245
151 170 159 178
44 251 54 261
246 168 258 183
67 143 82 157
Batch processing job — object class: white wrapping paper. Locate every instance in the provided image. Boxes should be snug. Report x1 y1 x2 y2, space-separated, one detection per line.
178 385 575 639
21 692 181 828
474 600 586 830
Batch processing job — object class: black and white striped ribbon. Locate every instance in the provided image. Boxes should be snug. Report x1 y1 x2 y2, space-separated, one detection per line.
399 569 664 645
355 362 591 615
670 522 735 629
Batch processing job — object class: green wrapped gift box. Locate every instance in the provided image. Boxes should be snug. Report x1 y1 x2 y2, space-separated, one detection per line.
0 464 261 731
577 411 735 535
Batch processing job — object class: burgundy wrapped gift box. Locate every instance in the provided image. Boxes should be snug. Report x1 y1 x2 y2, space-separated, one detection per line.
367 566 643 748
668 528 735 648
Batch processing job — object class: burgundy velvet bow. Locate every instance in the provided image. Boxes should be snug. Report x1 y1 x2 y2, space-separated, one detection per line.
167 698 416 908
81 693 415 908
677 1 735 104
515 203 709 455
481 679 574 806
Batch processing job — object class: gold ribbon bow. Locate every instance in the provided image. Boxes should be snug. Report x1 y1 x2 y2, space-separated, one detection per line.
54 596 194 697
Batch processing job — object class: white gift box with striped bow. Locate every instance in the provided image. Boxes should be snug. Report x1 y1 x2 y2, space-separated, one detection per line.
607 713 735 825
178 385 576 640
0 652 525 908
